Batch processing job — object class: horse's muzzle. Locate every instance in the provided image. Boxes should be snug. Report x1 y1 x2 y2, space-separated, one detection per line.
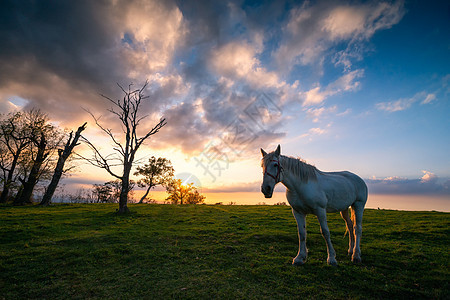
261 185 273 198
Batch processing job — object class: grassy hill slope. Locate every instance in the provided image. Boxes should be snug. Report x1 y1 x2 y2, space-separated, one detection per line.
1 204 448 299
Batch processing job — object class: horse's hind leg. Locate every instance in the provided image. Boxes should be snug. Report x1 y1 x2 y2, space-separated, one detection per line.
316 209 337 266
340 208 355 256
351 204 364 263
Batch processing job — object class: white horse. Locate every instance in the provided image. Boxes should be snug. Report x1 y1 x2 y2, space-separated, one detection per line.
260 145 368 266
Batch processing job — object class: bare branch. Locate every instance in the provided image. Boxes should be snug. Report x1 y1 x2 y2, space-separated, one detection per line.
79 136 122 179
82 108 125 156
117 82 128 95
136 118 167 149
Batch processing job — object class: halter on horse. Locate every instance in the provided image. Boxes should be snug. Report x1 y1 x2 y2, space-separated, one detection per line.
263 159 282 182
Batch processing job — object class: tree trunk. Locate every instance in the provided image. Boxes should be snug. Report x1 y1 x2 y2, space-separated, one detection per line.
180 190 184 205
118 183 130 213
0 153 20 203
39 156 64 206
14 135 47 205
40 122 86 206
118 165 131 214
138 185 152 204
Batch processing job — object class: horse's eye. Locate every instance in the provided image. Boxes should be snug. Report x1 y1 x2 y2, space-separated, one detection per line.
274 164 278 168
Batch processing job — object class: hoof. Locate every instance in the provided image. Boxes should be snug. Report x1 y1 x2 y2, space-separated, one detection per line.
352 256 362 264
292 257 306 266
327 259 338 266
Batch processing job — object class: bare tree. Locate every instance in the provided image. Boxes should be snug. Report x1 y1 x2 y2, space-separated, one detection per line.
81 82 166 213
40 122 87 206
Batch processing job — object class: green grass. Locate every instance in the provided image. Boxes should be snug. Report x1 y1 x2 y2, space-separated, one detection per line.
0 204 448 299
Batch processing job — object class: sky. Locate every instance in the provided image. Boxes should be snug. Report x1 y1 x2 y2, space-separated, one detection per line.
0 0 449 207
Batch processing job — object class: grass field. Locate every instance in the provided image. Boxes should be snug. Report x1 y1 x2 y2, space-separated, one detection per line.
0 204 448 299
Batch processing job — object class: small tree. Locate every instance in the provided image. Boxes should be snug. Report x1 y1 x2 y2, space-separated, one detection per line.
92 180 135 203
134 156 174 203
81 82 166 213
165 179 205 205
92 183 113 203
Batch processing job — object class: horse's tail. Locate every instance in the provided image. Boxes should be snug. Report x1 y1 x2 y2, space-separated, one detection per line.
344 208 355 238
344 207 357 237
351 206 357 232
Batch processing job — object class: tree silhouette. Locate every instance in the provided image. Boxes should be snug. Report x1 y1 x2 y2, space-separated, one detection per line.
134 156 174 203
14 110 63 205
92 180 135 203
0 110 63 205
0 112 31 203
81 82 166 213
40 122 87 206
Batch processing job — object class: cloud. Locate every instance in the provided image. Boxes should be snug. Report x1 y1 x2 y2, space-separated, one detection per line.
421 94 436 105
0 0 186 125
421 170 438 184
322 2 404 40
0 0 405 157
309 127 327 135
0 0 212 154
203 181 261 193
376 91 438 112
118 0 186 74
275 0 405 69
290 125 330 142
304 106 337 122
0 99 19 114
153 101 213 153
209 41 282 89
375 97 415 112
303 87 327 106
302 69 364 106
366 171 449 195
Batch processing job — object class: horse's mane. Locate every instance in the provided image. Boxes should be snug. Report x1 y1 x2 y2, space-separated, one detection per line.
281 155 318 182
262 153 317 182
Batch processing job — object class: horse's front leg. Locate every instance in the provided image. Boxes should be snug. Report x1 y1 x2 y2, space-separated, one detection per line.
316 209 337 266
292 209 307 265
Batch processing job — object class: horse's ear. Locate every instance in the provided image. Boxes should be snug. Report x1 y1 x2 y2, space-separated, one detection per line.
261 148 267 157
275 144 281 156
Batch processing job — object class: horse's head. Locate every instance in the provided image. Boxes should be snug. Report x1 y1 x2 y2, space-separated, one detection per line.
260 144 282 198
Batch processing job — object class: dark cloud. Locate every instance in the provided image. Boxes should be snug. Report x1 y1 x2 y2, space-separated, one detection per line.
366 177 450 196
0 0 184 120
153 101 213 153
0 1 123 91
